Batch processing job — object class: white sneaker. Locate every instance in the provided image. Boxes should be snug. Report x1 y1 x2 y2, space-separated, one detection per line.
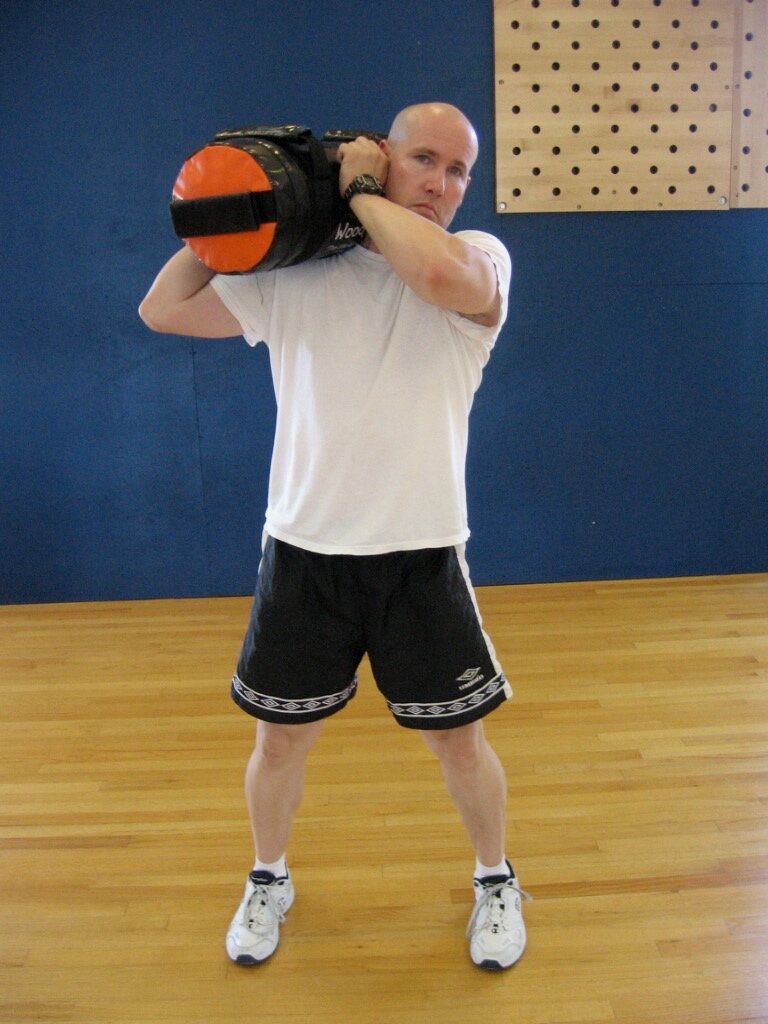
226 869 295 965
467 862 532 970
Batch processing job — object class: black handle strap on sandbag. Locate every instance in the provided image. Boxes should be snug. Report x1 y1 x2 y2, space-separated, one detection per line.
285 135 336 263
170 189 278 238
215 124 311 144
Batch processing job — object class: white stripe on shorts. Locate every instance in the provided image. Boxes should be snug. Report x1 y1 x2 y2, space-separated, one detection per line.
386 672 508 721
453 544 513 701
232 673 358 716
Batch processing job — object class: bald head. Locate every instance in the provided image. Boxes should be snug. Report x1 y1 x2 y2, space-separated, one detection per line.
381 102 478 228
388 103 479 169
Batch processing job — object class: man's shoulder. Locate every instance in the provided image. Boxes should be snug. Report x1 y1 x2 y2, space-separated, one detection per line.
453 230 512 294
453 229 510 261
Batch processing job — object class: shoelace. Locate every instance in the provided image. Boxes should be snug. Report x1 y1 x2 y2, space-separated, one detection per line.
243 881 288 933
466 878 533 938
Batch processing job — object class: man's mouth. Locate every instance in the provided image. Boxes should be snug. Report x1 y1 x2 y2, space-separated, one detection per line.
412 202 437 219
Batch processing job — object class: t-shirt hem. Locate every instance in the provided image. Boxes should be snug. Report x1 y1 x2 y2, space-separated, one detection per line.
265 524 470 556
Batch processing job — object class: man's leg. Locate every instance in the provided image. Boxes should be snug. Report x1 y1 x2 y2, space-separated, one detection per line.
245 719 324 863
420 719 506 865
421 718 529 971
227 718 323 966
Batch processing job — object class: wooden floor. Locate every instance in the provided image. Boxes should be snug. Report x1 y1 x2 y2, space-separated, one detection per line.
1 573 767 1024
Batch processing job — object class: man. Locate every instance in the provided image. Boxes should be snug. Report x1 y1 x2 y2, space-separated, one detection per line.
139 102 529 971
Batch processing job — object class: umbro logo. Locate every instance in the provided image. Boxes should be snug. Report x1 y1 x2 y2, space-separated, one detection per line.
457 667 482 682
456 667 485 690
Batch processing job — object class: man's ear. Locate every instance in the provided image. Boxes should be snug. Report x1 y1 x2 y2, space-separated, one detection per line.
379 138 391 157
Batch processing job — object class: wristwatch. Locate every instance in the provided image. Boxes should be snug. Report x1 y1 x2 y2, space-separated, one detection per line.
343 174 385 201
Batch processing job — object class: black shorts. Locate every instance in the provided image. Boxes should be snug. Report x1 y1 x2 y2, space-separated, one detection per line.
231 536 512 730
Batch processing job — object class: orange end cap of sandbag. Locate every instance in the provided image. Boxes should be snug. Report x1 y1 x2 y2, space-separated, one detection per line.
173 144 276 273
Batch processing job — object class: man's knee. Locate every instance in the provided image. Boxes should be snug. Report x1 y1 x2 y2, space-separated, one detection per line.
421 720 485 769
255 719 324 767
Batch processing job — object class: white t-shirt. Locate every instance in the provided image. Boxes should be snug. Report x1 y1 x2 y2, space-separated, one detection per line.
210 230 511 555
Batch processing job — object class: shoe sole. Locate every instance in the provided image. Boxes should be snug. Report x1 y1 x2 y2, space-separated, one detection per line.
232 952 273 966
478 958 507 971
475 949 525 971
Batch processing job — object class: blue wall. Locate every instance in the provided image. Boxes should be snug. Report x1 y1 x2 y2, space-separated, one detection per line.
2 0 766 604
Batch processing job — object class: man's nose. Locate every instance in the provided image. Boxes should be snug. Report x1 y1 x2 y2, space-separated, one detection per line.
425 170 446 196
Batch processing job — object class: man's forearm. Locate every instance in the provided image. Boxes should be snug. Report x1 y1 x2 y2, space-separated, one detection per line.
349 194 495 316
138 246 215 328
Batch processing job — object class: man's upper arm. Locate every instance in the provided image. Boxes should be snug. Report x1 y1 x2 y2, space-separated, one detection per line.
138 245 245 338
162 282 243 338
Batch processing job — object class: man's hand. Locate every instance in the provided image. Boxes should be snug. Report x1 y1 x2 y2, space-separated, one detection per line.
337 136 390 197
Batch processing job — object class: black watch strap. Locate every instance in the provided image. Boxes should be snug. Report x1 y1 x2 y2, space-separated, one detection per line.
343 174 385 201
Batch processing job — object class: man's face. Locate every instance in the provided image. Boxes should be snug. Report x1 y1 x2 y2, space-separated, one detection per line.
384 116 476 229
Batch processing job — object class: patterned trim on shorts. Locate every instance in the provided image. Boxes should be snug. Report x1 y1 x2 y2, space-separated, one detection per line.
386 673 510 722
232 673 358 717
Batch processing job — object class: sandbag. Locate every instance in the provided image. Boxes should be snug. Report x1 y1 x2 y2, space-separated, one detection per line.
169 125 385 273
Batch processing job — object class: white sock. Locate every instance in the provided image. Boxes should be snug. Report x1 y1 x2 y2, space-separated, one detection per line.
253 854 287 878
474 856 512 881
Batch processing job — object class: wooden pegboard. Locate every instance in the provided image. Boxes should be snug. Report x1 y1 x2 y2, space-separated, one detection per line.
731 0 768 207
494 0 738 213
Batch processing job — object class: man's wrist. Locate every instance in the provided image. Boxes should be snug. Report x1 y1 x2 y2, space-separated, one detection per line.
343 174 385 202
348 191 385 208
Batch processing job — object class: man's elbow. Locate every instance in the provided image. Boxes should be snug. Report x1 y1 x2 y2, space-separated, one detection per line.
421 259 494 316
421 259 463 308
138 298 173 334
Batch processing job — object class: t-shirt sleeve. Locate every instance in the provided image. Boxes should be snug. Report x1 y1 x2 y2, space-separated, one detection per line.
209 271 277 347
443 230 512 346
